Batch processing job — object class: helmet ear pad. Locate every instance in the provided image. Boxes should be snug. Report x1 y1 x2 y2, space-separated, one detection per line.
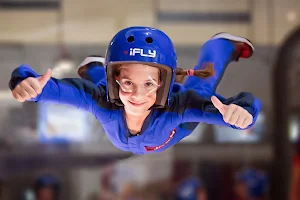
155 65 173 108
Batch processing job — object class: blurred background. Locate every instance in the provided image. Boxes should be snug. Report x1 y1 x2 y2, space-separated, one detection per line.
0 0 299 199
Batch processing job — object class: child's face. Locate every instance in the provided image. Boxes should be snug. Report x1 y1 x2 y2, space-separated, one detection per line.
117 63 160 115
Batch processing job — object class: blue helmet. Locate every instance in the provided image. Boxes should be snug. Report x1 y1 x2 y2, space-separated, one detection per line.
105 26 177 107
236 168 268 198
34 174 61 196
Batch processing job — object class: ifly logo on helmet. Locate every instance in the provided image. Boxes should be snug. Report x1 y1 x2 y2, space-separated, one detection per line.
128 48 156 58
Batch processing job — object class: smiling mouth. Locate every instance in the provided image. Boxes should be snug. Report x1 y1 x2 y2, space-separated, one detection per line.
128 101 146 107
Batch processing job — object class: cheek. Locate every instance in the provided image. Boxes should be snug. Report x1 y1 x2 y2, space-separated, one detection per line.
146 93 157 104
119 90 130 101
119 90 157 106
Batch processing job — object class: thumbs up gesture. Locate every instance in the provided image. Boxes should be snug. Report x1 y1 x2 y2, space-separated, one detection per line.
12 69 52 102
211 95 253 129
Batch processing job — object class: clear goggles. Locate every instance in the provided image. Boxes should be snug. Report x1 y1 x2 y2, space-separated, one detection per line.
116 76 161 96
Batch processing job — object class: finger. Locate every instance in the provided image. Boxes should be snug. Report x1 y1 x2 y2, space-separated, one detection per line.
24 86 38 98
13 92 25 102
224 104 237 122
23 90 33 100
26 78 43 94
241 116 253 129
12 92 18 99
21 82 38 97
228 109 240 125
211 96 226 115
19 90 31 100
17 93 25 102
37 69 52 88
240 118 248 129
235 112 247 128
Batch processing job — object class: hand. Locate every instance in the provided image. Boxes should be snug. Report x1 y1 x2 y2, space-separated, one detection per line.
12 69 52 102
211 95 253 129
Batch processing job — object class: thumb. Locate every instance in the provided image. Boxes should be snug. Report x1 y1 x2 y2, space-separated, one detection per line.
211 95 226 115
37 69 52 88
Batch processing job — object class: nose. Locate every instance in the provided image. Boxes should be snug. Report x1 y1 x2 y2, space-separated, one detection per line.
131 85 144 99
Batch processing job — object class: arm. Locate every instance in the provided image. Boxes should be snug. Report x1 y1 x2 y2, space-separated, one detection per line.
9 64 107 113
169 90 261 130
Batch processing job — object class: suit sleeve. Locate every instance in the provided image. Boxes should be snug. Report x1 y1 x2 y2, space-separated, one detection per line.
9 64 107 113
169 90 261 130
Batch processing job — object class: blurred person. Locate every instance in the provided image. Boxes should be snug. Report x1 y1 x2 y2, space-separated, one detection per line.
33 174 61 200
233 168 268 200
9 26 260 155
175 177 207 200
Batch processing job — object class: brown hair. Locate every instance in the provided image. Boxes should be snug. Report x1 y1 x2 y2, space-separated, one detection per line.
175 62 215 83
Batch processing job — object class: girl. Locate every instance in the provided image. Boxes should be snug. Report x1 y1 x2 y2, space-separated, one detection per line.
76 32 255 140
9 26 261 154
